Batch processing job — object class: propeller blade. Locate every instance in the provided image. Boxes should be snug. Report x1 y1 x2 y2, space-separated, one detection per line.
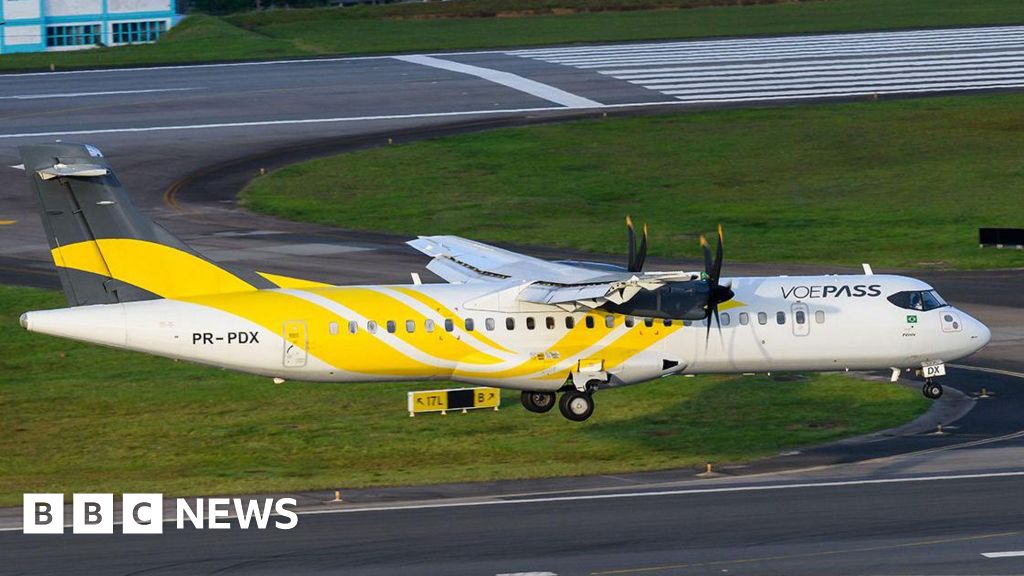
700 234 713 278
712 224 724 284
705 306 712 348
626 215 637 272
635 223 648 272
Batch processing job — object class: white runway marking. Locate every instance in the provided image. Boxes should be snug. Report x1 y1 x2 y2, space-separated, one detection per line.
393 54 602 108
0 88 198 100
950 363 1024 380
982 551 1024 558
300 470 1024 516
508 25 1024 104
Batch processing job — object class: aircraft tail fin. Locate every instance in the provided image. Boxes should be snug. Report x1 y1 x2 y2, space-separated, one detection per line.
19 143 275 306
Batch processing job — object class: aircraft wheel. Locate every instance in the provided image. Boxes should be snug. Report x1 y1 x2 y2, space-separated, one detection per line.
922 380 943 400
559 390 595 422
521 391 556 413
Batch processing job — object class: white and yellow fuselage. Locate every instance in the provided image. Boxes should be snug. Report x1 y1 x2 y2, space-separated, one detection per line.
20 274 990 391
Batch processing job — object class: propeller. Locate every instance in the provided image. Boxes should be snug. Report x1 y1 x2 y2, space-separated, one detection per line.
626 215 648 273
699 224 735 346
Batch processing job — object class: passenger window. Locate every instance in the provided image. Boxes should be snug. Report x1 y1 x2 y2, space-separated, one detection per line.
444 319 454 332
526 317 536 330
386 320 396 333
367 320 378 334
795 310 806 325
348 321 358 334
506 317 515 330
757 312 768 325
425 319 435 333
546 317 555 330
721 313 731 326
663 319 673 326
625 317 635 328
683 320 692 327
585 316 595 329
776 311 786 325
815 310 825 324
485 318 495 331
329 321 339 335
465 318 475 332
405 320 416 333
644 318 654 327
739 312 749 325
606 316 615 328
565 316 575 329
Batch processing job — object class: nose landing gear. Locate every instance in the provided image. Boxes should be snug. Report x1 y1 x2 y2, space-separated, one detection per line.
922 379 943 400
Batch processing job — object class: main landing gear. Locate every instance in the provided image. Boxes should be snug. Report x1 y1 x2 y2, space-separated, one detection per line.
922 379 943 400
520 387 596 422
521 391 556 413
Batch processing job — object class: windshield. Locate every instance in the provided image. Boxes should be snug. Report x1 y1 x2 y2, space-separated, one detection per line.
887 290 949 311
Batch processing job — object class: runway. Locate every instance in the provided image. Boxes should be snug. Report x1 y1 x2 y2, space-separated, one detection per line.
1 24 1024 575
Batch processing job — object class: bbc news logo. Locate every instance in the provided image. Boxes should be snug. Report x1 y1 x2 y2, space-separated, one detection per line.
23 494 298 534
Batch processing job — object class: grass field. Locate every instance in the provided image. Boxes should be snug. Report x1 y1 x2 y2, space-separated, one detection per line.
0 284 927 506
2 0 1024 71
241 93 1024 270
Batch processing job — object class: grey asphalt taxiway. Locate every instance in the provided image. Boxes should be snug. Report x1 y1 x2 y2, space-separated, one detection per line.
1 24 1024 576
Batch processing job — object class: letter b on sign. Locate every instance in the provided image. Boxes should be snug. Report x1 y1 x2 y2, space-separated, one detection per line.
23 494 64 534
74 493 113 534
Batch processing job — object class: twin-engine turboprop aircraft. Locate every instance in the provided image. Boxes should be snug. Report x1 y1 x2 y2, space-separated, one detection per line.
17 143 990 421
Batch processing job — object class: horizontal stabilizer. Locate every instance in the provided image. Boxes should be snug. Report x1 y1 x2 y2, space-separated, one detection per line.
37 163 110 180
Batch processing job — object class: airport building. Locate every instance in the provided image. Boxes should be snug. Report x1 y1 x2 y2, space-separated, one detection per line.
0 0 178 54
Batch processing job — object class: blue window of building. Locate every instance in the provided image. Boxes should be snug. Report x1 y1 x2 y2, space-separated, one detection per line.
46 25 102 48
112 20 167 44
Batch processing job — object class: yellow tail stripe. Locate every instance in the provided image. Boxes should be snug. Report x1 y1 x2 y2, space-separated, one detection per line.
54 239 254 298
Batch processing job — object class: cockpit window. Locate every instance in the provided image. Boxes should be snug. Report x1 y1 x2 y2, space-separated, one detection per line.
887 290 948 311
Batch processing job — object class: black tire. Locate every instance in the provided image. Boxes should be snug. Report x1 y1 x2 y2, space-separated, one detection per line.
922 381 943 400
558 390 595 422
521 391 556 413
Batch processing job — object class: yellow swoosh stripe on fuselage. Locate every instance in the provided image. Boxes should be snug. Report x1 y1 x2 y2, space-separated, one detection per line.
53 239 255 299
183 289 443 377
312 287 504 366
454 313 670 381
391 287 515 355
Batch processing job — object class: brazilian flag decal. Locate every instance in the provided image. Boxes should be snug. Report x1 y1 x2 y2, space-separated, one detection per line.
907 315 918 323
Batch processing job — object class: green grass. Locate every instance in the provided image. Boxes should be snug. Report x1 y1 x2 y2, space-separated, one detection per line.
241 93 1024 270
2 0 1024 71
226 0 1024 56
0 284 927 506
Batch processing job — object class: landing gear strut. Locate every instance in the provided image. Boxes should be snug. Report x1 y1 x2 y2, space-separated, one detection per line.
559 389 595 422
521 391 556 413
922 379 943 400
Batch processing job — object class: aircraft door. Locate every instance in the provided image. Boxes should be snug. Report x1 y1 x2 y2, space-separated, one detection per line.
283 320 308 368
791 303 810 337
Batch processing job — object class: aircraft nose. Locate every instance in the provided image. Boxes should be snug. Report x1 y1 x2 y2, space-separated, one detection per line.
962 310 991 352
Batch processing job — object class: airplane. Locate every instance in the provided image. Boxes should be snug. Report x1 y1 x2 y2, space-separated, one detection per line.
16 143 991 421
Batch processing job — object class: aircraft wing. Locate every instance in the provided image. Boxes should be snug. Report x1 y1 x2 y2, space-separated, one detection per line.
408 235 698 310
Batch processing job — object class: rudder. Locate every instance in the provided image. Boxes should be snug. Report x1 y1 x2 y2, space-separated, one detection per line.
19 143 274 306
